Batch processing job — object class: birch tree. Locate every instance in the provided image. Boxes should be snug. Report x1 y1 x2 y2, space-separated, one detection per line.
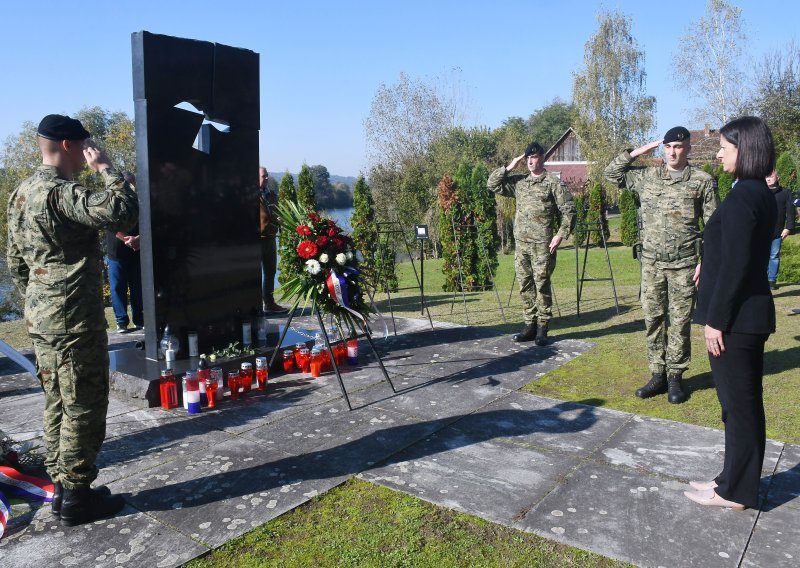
572 9 656 193
675 0 749 126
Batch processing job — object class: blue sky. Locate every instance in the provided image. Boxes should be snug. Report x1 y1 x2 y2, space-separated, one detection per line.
0 0 797 177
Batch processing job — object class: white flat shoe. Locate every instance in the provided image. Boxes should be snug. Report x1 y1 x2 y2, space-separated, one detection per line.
684 489 745 511
689 480 718 491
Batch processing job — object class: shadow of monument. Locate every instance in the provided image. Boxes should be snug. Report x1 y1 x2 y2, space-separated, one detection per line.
125 401 601 513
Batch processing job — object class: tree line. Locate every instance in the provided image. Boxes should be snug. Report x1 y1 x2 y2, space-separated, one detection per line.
358 0 800 288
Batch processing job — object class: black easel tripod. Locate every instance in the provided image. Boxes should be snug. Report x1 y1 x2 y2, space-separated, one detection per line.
448 216 507 325
267 301 397 411
366 219 434 334
574 217 619 316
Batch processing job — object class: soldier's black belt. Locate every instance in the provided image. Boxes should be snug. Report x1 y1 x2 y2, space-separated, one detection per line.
641 249 697 262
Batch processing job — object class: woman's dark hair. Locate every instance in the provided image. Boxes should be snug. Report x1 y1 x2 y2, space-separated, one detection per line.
719 116 775 179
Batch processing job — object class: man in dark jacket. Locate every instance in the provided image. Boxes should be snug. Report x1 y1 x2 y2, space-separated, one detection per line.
766 170 796 289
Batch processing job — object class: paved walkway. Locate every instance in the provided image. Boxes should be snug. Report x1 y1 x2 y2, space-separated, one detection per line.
0 318 798 567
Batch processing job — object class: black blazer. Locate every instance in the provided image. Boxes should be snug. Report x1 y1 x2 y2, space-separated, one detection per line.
694 178 777 334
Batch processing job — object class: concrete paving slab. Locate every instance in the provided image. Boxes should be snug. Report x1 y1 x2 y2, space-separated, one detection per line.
360 427 582 526
114 436 347 548
516 461 757 568
741 502 800 567
599 414 784 482
347 374 515 421
96 411 236 486
192 377 337 435
0 368 39 398
0 505 207 568
239 399 435 461
763 443 800 510
450 392 630 457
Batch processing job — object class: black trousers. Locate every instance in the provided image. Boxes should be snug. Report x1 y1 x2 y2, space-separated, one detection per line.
710 331 769 508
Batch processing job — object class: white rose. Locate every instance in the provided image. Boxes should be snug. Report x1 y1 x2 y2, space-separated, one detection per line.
305 259 321 275
336 253 347 265
346 251 353 261
319 253 329 263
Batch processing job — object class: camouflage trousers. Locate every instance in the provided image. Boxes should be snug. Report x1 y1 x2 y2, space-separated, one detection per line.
29 331 109 489
640 260 696 375
515 241 556 324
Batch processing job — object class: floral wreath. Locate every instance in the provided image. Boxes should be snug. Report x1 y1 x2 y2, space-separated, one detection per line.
277 201 371 334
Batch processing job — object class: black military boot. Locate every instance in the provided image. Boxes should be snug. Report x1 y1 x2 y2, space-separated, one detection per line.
51 482 112 519
667 373 688 404
60 486 125 527
534 321 549 346
512 323 537 342
635 372 667 399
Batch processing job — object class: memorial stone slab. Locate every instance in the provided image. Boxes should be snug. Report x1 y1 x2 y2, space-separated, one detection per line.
516 461 756 567
0 506 207 568
361 427 581 526
114 436 347 548
600 414 784 482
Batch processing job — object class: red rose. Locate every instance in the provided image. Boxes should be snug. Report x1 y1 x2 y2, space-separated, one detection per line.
332 237 344 249
316 235 329 247
297 240 318 259
308 212 321 223
327 227 338 237
296 225 312 237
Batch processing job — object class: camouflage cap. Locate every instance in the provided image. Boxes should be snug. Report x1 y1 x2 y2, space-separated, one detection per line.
524 142 545 157
663 126 690 144
37 114 91 141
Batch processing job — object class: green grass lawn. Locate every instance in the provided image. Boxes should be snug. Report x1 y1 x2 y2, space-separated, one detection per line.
187 478 625 568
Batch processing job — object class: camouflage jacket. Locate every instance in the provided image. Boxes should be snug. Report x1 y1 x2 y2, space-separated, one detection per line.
487 167 576 243
6 165 139 334
604 150 719 267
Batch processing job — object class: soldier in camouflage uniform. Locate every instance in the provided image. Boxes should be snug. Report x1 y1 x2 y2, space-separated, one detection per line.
6 115 139 525
488 142 576 345
604 126 719 404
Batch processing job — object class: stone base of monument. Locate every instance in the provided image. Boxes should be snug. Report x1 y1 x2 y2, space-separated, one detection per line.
108 325 313 408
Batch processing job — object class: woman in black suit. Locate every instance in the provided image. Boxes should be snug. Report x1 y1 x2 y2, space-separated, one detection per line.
685 116 778 511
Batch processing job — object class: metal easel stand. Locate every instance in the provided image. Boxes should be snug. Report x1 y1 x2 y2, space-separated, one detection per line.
447 218 507 324
369 220 434 334
506 273 561 317
574 219 620 316
268 301 397 411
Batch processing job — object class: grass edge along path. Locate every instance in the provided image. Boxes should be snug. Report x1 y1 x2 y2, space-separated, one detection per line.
186 477 629 568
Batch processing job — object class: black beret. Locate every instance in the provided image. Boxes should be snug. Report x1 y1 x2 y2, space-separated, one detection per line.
524 142 544 157
663 126 690 144
37 114 91 141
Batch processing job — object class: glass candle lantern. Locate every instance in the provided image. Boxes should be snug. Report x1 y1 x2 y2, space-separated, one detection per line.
183 370 201 414
255 357 268 391
227 370 240 401
282 349 296 373
310 348 323 378
240 362 253 393
159 369 178 410
205 376 218 408
347 339 359 366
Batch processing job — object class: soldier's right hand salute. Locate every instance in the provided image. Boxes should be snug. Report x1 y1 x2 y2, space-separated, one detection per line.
506 153 526 172
630 139 663 158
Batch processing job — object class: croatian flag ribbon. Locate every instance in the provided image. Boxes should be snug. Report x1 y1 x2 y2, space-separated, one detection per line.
325 269 366 323
0 466 54 502
0 491 10 540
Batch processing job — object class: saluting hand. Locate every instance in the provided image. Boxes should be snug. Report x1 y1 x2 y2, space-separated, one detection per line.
630 139 662 159
82 138 112 173
506 153 526 172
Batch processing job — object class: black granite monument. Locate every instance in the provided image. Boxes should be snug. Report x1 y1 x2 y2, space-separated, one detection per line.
132 31 261 361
